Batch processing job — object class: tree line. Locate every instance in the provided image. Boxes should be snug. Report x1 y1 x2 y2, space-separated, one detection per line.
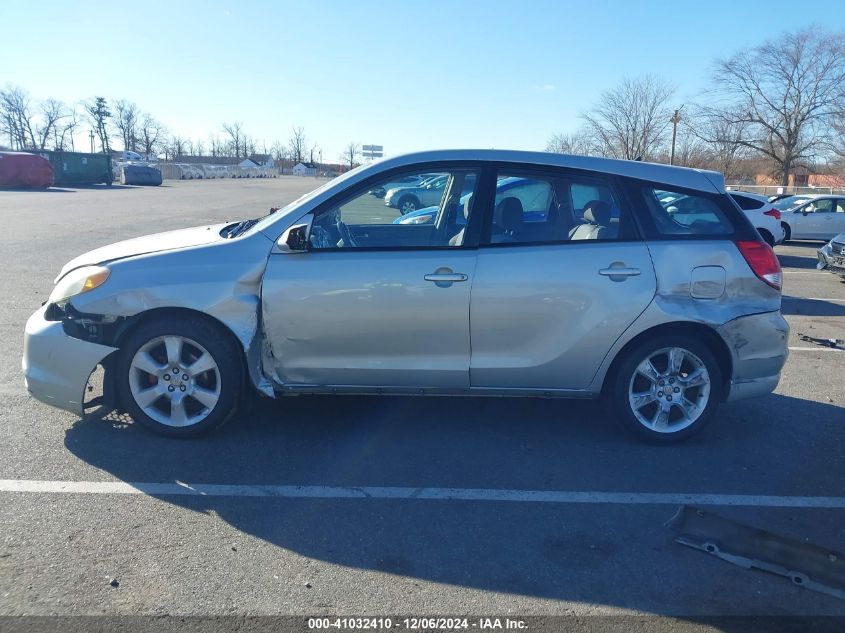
546 28 845 186
0 90 364 168
5 27 843 182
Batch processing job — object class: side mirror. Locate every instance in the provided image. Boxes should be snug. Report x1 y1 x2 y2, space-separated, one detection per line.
277 214 313 254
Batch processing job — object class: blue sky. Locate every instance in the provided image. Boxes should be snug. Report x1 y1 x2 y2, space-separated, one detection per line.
2 0 844 160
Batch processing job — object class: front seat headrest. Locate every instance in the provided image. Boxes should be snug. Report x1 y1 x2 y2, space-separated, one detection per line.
583 200 612 225
497 197 524 233
463 194 472 220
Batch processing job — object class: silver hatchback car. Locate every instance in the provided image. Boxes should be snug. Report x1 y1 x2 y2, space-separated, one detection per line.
23 150 788 442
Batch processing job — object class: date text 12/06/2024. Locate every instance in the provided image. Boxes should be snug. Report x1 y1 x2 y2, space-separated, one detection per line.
307 618 528 630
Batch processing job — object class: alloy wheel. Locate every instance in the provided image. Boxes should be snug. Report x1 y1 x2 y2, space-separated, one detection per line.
627 346 711 433
128 335 222 427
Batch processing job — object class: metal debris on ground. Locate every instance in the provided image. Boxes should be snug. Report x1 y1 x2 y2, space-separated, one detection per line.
666 506 845 601
797 333 845 349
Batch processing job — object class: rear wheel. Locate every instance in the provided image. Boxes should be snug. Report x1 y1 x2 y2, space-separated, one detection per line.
117 316 242 438
781 222 791 241
398 195 419 215
609 335 722 443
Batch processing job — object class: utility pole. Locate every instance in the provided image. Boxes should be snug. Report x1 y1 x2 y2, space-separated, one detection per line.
669 109 682 166
89 129 95 154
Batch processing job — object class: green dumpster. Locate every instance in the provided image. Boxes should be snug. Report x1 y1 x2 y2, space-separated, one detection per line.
29 150 113 186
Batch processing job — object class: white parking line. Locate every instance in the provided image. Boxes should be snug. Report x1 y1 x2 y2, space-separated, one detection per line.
784 297 845 303
789 346 844 352
2 479 845 508
783 271 828 274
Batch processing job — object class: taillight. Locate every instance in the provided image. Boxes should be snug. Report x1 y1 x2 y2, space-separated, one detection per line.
735 240 782 290
764 208 781 220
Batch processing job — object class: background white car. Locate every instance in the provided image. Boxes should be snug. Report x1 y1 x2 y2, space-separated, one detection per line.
729 192 786 246
774 194 845 241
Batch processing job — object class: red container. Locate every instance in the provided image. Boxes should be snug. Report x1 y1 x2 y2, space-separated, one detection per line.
0 151 54 188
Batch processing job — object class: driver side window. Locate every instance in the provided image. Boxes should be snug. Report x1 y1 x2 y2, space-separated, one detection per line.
806 199 833 213
309 169 478 250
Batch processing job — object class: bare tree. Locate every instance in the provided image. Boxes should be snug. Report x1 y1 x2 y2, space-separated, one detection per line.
545 129 592 156
709 28 845 186
56 105 79 151
208 135 222 157
582 75 674 160
85 97 112 153
341 141 360 168
834 115 845 159
168 135 187 160
138 114 164 158
194 139 205 156
0 85 36 149
288 126 307 163
242 134 256 158
222 121 245 157
270 140 289 162
34 98 68 150
113 100 140 151
685 107 750 179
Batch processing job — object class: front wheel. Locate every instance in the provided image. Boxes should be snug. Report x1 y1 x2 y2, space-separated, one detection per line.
116 316 242 438
608 335 722 443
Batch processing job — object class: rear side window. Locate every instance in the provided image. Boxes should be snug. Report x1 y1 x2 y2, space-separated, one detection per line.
730 194 765 211
642 187 734 236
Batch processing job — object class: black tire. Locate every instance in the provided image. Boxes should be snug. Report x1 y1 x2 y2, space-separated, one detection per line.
758 229 774 247
781 222 791 241
608 334 723 444
397 195 419 214
116 315 242 438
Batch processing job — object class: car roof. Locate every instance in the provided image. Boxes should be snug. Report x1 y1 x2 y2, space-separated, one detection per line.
729 191 768 202
371 149 725 193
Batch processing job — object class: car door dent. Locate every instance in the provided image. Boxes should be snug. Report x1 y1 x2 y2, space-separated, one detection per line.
261 249 478 388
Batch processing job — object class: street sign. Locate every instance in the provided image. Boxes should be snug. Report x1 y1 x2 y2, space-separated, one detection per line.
362 144 384 158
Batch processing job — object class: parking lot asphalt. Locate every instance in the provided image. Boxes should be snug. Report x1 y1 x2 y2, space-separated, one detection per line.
1 179 844 621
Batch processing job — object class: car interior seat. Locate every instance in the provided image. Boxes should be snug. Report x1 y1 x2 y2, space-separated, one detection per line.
490 197 524 243
448 195 473 246
569 200 615 240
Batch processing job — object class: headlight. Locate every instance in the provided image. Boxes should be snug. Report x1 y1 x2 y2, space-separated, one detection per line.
49 265 110 305
402 214 432 224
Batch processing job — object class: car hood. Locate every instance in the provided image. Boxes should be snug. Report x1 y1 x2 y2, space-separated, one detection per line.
56 223 230 281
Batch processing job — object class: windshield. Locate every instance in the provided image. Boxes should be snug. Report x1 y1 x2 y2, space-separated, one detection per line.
773 196 813 210
248 164 370 235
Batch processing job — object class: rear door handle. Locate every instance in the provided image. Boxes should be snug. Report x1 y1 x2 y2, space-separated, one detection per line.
599 267 641 277
424 273 468 283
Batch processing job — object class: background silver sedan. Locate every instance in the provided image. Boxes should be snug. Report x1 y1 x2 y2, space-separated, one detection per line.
23 150 788 443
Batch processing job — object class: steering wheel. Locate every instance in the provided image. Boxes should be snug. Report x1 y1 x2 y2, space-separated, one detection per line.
336 220 358 248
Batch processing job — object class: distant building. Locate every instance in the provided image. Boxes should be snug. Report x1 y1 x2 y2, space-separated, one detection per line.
239 154 275 168
293 162 317 177
754 166 845 189
755 166 811 187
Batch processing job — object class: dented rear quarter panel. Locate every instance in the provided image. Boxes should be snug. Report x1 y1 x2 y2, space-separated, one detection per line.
586 240 785 393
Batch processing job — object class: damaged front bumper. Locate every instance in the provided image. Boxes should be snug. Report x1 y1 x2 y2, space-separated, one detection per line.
717 310 789 403
817 241 845 277
22 304 117 416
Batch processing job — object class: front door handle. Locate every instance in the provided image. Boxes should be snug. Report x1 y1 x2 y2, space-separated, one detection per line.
599 263 641 281
424 273 468 283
